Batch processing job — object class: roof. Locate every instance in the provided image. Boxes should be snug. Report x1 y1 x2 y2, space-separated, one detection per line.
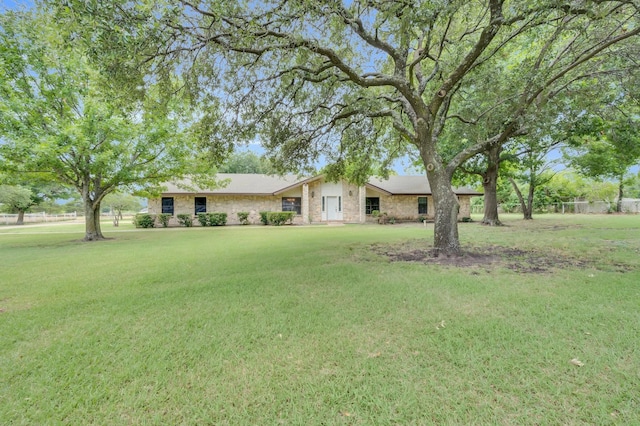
367 175 482 196
161 174 320 195
161 174 482 196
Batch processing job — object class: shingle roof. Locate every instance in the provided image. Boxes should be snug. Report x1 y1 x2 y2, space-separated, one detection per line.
161 174 316 195
161 174 482 196
367 175 482 196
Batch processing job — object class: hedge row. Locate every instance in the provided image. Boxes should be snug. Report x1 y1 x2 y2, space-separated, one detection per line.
260 211 295 226
134 211 294 228
133 212 228 228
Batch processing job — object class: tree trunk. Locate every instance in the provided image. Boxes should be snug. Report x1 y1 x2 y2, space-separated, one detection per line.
509 178 532 220
482 175 501 226
418 121 461 256
16 210 24 225
16 210 25 225
526 179 535 220
427 169 461 257
617 177 624 213
481 145 502 226
84 199 105 241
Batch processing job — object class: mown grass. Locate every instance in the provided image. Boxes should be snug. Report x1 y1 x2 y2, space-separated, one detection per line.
1 214 639 425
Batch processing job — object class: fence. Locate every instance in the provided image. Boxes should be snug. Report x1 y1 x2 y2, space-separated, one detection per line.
564 199 640 214
471 199 640 215
1 212 78 225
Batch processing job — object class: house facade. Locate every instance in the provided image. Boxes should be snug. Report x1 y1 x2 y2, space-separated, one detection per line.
147 174 482 225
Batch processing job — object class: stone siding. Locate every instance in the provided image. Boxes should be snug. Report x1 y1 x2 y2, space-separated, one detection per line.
148 194 304 225
367 193 434 222
364 191 473 222
458 196 472 218
308 180 323 223
341 182 362 223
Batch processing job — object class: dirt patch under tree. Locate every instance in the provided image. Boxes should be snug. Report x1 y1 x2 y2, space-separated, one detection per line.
367 240 632 274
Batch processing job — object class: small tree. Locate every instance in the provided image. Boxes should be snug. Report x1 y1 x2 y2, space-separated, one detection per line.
102 193 143 220
564 117 640 212
0 185 32 225
0 179 69 225
508 136 561 220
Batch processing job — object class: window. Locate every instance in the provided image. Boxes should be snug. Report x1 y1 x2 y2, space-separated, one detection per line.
161 197 174 215
418 197 428 214
322 196 325 212
195 197 207 214
338 196 342 212
282 197 302 214
366 197 380 214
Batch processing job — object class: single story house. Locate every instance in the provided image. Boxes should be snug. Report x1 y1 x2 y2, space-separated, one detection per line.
148 174 482 225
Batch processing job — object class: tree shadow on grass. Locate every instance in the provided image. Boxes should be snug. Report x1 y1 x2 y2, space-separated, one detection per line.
368 241 633 274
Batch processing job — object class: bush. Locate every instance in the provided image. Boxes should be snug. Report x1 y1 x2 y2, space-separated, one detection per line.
207 212 227 226
259 211 269 225
133 214 156 228
237 211 250 225
197 213 208 226
197 212 227 226
266 211 294 226
177 214 193 227
157 213 171 228
461 217 473 222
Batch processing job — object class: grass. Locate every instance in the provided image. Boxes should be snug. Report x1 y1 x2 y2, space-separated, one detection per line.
1 214 639 424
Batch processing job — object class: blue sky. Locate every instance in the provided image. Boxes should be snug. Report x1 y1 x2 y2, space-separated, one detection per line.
1 0 33 11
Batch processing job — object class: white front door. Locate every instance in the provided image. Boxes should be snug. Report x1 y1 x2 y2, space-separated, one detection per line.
327 196 338 220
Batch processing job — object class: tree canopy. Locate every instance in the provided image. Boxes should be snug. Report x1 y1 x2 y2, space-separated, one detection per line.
218 151 276 174
0 8 217 239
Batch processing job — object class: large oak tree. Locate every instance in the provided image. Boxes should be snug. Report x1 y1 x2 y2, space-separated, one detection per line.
59 0 640 254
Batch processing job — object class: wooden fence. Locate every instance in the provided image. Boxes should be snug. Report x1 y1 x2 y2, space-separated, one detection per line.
1 212 78 225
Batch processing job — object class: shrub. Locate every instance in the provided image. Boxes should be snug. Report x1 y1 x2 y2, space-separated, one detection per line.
207 212 227 226
259 211 269 225
237 212 250 225
266 211 294 226
196 212 227 226
133 214 156 228
157 213 171 228
197 213 208 226
461 217 473 223
177 214 193 227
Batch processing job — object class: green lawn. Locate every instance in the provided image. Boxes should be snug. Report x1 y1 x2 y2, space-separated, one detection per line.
1 215 639 425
